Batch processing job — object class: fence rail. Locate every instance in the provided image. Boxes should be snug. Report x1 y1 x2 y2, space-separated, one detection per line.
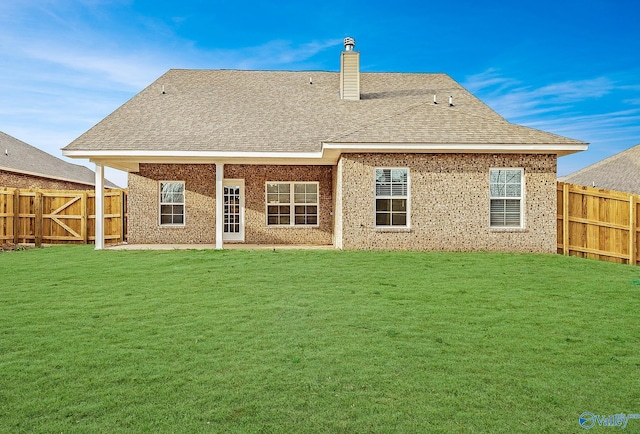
0 187 127 246
557 182 640 265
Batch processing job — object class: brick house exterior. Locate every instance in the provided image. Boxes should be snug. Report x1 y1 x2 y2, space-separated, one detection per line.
63 38 586 251
1 131 116 190
0 169 95 190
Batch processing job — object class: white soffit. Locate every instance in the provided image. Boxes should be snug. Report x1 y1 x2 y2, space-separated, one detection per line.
64 141 588 172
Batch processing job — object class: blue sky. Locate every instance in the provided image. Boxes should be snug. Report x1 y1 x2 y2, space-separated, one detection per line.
1 0 639 187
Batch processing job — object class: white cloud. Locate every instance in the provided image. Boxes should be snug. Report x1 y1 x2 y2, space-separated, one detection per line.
0 2 341 188
464 69 640 176
464 69 615 121
21 44 166 89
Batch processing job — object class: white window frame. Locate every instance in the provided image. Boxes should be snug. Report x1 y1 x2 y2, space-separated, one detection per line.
265 181 320 227
159 181 185 227
374 167 410 228
489 168 524 229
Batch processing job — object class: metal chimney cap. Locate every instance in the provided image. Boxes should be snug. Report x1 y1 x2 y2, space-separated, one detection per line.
344 37 355 51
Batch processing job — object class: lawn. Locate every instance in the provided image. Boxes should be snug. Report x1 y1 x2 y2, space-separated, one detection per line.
1 246 639 433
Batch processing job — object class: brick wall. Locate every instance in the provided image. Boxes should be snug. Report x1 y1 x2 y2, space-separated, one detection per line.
127 164 333 245
225 165 333 245
128 155 556 252
128 164 217 244
337 153 557 252
0 170 94 190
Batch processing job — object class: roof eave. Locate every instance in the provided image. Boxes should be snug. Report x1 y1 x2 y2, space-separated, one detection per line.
0 165 98 187
63 142 588 171
323 142 588 158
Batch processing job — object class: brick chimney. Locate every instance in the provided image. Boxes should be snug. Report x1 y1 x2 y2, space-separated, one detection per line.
340 37 360 100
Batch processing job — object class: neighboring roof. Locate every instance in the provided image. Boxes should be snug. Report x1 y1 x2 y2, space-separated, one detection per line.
0 131 117 187
560 144 640 195
64 69 587 165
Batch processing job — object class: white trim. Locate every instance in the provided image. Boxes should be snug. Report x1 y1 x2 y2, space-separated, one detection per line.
222 179 245 242
94 164 104 250
158 181 186 227
374 167 411 229
323 142 588 151
323 142 587 158
334 159 343 249
62 141 588 172
64 150 324 159
489 168 525 229
265 181 320 227
215 163 224 249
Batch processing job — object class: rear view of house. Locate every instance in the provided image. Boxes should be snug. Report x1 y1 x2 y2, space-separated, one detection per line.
63 38 587 250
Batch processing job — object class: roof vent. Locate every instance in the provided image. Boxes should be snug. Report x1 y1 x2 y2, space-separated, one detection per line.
344 37 355 51
340 36 360 100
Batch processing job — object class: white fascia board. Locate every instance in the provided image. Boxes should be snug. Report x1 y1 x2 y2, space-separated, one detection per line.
88 159 140 172
63 150 331 170
62 142 589 171
322 142 588 156
63 150 325 159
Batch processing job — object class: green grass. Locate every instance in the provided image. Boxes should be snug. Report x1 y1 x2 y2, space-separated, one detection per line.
1 246 639 433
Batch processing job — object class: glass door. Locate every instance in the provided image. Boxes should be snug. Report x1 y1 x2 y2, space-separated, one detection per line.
223 179 244 241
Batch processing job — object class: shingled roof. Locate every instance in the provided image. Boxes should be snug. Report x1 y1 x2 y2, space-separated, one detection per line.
1 131 117 187
64 69 586 159
561 144 640 195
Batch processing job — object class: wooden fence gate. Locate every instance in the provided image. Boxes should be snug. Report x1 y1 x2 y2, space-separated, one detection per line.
557 182 640 265
0 188 127 246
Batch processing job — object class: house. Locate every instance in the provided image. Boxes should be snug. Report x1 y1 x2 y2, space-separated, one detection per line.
1 130 117 190
560 143 640 195
63 38 587 251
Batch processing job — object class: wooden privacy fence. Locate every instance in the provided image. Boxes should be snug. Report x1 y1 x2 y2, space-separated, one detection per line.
0 188 127 246
558 182 640 265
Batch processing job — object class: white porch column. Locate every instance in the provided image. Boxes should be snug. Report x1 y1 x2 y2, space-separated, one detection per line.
215 163 224 249
94 163 105 250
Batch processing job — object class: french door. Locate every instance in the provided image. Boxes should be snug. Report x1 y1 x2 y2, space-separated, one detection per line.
222 179 244 241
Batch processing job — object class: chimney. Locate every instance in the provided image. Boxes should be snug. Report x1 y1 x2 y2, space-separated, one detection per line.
340 37 360 100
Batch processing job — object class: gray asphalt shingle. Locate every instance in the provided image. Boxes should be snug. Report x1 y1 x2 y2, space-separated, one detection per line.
561 144 640 195
64 70 586 154
1 131 117 187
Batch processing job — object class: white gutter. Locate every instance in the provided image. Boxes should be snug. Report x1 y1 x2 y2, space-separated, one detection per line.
62 141 588 171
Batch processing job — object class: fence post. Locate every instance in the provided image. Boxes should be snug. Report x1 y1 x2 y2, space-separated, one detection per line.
119 189 125 243
34 191 42 247
13 189 20 244
631 195 637 265
562 183 569 255
82 191 88 244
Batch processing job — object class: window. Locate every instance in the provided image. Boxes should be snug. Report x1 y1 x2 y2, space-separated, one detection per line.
266 182 318 226
159 181 185 225
489 169 523 228
375 168 409 227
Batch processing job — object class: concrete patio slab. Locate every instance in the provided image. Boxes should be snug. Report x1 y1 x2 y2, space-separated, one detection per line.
107 243 334 251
